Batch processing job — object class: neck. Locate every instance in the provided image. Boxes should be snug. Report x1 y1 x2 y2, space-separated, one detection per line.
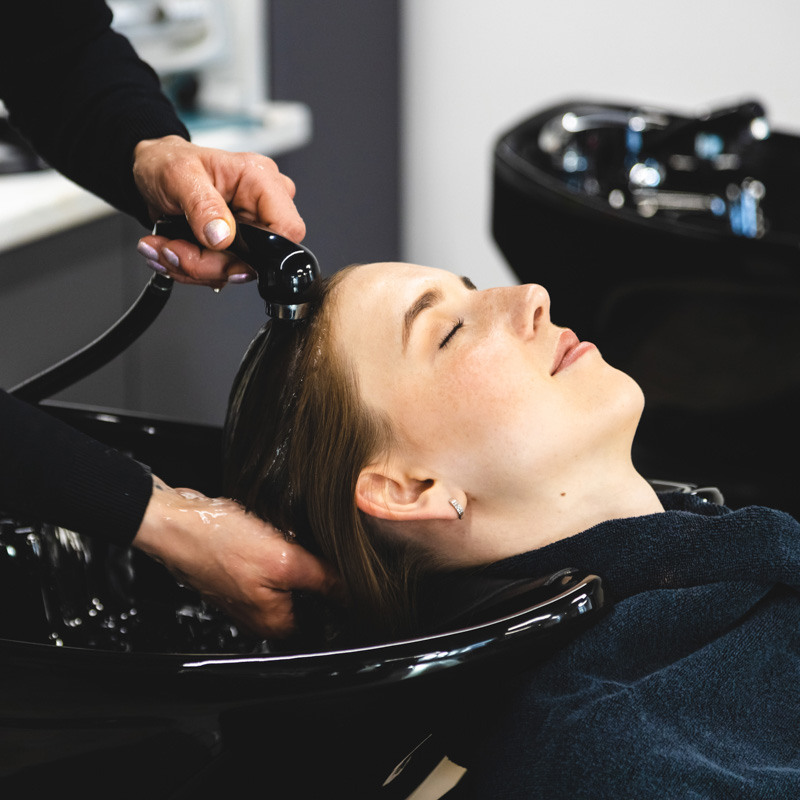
459 459 663 566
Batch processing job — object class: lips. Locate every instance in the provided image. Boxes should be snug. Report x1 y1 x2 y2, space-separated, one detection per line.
551 329 596 375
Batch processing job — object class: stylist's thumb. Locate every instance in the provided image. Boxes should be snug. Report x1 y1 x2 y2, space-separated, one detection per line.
182 183 237 251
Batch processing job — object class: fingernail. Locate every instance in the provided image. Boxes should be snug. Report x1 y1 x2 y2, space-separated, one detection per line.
146 259 168 274
137 241 159 260
227 272 255 284
204 219 231 246
162 248 180 269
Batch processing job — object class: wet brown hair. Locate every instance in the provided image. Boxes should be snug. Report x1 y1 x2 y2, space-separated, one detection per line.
223 267 429 638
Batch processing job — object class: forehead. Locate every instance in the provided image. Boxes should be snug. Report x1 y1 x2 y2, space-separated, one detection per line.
332 262 455 324
329 261 458 367
338 261 451 298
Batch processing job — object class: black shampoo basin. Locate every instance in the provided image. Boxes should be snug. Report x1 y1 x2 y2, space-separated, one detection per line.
493 98 800 516
0 402 604 798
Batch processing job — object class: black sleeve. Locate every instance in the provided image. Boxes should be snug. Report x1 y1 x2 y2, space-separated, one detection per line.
0 0 190 227
0 390 152 546
0 2 184 540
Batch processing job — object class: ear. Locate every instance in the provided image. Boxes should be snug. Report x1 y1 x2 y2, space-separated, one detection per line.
356 465 457 522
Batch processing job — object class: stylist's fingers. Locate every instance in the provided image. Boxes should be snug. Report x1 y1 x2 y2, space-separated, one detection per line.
235 544 343 639
138 234 254 286
175 169 238 251
229 565 338 639
223 156 306 243
266 537 342 598
133 136 306 245
183 150 305 244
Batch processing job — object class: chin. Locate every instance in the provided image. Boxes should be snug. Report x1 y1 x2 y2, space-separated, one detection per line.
622 373 646 435
625 369 645 406
604 366 646 433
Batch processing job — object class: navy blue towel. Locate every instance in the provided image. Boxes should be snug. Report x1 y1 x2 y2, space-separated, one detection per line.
451 494 800 798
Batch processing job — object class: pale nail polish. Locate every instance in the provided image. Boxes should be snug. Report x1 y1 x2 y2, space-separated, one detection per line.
146 259 168 274
227 273 255 284
162 248 180 269
204 219 231 246
137 241 159 260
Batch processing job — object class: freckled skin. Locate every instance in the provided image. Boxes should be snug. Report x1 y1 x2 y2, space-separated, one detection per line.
332 263 663 565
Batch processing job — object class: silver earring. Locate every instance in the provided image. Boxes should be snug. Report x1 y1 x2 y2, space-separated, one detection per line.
449 498 464 520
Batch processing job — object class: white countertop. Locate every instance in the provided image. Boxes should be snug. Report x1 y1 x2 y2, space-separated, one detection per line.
0 101 311 253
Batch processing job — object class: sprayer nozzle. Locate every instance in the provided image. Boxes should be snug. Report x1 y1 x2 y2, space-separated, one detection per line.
153 215 322 319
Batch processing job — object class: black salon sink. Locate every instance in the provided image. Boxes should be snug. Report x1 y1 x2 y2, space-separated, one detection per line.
493 98 800 518
0 402 604 798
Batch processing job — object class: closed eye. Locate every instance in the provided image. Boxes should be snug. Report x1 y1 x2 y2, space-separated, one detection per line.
439 318 464 349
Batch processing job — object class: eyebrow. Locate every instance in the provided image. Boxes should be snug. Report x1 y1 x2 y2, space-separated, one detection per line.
401 276 476 351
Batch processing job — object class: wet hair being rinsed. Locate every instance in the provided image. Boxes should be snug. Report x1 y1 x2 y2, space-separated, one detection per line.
222 267 429 640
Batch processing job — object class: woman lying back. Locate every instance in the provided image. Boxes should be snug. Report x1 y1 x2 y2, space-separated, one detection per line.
223 261 663 636
224 261 800 796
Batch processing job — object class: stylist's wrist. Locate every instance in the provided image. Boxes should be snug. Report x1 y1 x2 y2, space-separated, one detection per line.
132 475 232 592
131 475 185 568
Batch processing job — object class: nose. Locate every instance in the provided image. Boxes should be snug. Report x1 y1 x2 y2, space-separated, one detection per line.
496 283 550 339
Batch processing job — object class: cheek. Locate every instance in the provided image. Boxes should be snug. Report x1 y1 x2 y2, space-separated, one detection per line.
425 342 519 410
397 344 545 456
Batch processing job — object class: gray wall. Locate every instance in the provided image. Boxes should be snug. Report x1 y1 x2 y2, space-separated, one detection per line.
0 0 399 426
270 0 400 270
0 216 132 408
403 0 800 288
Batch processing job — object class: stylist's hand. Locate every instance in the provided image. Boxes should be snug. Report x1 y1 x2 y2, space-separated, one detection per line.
132 135 305 289
132 475 337 638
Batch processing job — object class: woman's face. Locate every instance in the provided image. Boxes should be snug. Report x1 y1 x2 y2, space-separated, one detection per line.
331 263 644 551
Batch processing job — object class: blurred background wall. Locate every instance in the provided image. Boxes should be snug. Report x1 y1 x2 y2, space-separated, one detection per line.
2 0 798 425
402 0 800 288
0 0 400 425
270 0 400 269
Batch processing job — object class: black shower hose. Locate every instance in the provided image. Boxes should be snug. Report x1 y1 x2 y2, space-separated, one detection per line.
9 272 173 404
